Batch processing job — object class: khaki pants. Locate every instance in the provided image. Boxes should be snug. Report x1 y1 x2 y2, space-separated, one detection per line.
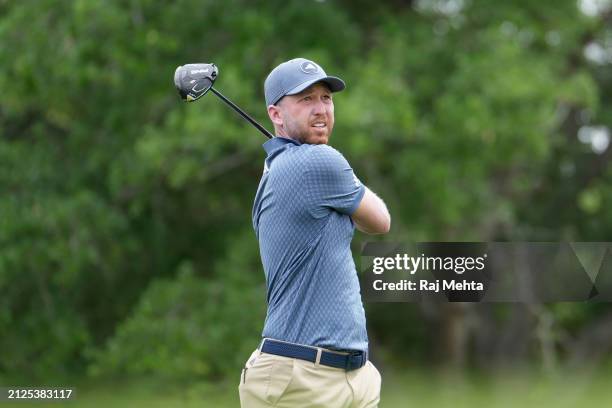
238 349 381 408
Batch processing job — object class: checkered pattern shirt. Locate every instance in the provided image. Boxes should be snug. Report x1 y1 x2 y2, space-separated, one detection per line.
252 137 368 352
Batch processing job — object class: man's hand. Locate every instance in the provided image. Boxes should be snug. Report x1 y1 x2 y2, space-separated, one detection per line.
352 187 391 234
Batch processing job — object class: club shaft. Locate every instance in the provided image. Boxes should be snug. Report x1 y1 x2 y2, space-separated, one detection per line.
210 87 274 139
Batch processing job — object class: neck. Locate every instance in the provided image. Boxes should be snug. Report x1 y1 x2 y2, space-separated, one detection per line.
274 127 293 140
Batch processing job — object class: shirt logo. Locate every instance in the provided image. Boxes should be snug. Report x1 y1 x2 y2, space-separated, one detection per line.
300 61 319 74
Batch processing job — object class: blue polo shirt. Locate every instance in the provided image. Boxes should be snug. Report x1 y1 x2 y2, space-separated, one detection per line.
252 137 368 352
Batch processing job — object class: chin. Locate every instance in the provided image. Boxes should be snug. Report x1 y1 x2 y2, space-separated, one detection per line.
305 132 329 145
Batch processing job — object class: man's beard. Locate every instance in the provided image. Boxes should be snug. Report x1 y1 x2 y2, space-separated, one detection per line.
284 119 309 143
284 117 330 144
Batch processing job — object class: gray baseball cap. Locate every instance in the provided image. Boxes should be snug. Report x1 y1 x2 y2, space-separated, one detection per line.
264 58 345 106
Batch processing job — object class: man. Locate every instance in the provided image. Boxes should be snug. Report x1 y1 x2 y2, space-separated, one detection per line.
239 58 391 408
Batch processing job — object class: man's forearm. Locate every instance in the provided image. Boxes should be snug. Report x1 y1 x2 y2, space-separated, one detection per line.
352 186 391 234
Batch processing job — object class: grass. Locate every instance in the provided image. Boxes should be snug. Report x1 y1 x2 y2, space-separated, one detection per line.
1 377 239 408
381 368 612 408
4 368 612 407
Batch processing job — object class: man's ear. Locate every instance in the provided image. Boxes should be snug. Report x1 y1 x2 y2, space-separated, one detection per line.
267 104 283 128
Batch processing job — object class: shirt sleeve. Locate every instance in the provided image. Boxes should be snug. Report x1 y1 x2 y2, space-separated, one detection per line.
304 145 365 218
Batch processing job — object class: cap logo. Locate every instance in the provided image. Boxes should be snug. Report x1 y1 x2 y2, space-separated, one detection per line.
300 61 319 74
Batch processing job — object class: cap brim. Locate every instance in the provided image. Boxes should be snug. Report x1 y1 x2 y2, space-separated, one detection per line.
285 76 345 97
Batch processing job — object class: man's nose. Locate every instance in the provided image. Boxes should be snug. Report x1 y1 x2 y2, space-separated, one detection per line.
311 98 326 115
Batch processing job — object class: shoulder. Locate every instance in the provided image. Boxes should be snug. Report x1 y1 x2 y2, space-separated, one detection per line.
301 144 350 173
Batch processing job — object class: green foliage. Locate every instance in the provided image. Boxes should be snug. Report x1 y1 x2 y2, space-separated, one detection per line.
90 231 265 380
1 0 612 381
0 140 137 376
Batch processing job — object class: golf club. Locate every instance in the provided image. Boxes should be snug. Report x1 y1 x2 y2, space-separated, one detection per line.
174 63 274 139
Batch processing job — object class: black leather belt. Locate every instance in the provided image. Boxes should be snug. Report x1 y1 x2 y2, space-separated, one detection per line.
260 338 367 371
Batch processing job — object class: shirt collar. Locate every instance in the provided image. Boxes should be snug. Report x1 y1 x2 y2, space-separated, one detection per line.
263 136 301 156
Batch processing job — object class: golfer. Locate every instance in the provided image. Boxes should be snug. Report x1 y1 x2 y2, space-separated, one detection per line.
239 58 391 408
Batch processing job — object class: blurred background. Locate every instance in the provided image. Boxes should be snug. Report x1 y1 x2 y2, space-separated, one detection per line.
2 0 612 406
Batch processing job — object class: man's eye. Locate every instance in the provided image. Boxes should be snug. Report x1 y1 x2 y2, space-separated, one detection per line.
303 96 312 101
323 95 331 100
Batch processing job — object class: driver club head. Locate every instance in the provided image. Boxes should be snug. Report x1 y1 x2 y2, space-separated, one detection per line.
174 63 218 101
